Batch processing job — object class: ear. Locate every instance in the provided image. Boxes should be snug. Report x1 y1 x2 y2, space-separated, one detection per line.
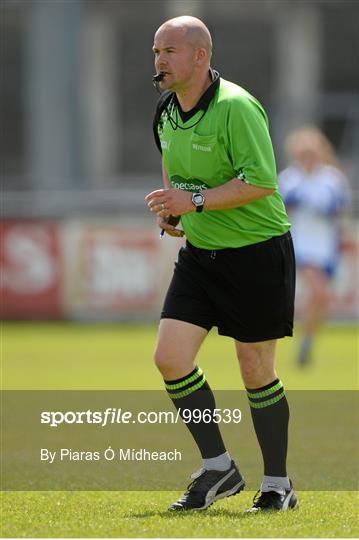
196 48 207 64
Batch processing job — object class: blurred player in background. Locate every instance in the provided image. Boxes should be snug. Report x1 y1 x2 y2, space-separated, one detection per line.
146 15 297 513
279 127 351 366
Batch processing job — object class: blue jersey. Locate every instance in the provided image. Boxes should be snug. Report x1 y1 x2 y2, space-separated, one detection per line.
279 164 350 275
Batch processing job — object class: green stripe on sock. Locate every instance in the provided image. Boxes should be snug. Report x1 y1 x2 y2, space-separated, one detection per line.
246 380 283 400
169 377 206 399
248 391 285 409
165 368 203 391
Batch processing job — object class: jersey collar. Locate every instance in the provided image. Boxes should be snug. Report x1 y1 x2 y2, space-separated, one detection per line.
195 68 220 111
174 69 220 117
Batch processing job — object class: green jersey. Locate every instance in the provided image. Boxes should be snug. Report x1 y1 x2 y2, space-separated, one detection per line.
158 76 290 249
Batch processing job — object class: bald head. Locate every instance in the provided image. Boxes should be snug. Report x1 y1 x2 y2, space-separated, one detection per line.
156 16 212 61
153 16 213 97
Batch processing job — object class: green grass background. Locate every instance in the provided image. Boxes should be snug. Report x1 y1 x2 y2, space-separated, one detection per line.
1 322 358 538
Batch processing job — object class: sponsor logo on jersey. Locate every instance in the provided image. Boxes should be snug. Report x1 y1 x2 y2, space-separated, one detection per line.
171 175 209 192
192 143 212 152
161 140 171 151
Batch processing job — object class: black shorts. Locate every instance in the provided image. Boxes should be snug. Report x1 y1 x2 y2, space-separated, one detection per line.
161 232 296 342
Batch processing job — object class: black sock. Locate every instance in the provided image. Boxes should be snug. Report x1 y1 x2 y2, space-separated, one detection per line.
246 378 289 477
164 366 226 459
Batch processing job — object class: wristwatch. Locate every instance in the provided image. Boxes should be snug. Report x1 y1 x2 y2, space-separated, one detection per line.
191 192 205 213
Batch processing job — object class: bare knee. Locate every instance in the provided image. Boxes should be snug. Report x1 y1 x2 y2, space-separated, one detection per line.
153 343 174 375
240 359 262 385
236 341 277 388
153 319 207 380
153 342 195 380
240 358 271 387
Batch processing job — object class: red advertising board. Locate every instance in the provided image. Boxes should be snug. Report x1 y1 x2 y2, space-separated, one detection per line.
1 218 357 321
330 236 358 318
63 223 166 317
0 220 63 318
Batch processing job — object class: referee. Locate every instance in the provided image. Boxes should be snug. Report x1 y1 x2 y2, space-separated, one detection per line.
146 15 297 513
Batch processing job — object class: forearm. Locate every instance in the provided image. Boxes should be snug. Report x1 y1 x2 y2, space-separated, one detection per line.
146 177 274 218
203 178 274 211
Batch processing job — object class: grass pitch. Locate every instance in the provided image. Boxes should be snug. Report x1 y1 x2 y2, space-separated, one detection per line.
2 490 357 538
2 322 357 390
1 322 358 538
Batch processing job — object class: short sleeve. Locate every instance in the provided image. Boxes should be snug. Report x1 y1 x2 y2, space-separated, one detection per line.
226 96 278 189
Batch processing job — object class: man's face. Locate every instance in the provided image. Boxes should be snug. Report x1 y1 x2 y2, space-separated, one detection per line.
152 26 198 92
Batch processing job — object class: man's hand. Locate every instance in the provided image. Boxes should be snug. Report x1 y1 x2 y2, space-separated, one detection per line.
145 188 193 218
158 215 184 237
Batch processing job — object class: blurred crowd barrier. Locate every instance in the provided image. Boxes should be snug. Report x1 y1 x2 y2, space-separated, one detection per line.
0 219 183 321
1 218 357 322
